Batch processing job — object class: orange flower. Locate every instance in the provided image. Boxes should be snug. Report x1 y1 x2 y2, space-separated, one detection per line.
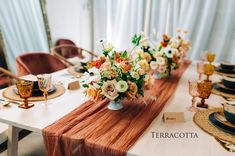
143 52 152 62
172 52 179 64
87 86 102 102
161 34 170 47
120 61 132 73
126 81 138 99
114 53 125 63
88 57 105 68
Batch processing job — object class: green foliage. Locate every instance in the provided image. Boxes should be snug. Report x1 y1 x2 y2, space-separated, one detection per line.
82 84 89 88
102 50 109 56
132 34 142 46
121 50 127 58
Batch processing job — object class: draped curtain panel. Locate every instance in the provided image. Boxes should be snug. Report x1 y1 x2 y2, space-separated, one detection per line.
0 0 49 73
93 0 235 62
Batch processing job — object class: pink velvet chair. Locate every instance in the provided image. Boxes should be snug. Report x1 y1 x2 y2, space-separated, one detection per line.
53 39 98 66
55 39 78 58
16 52 67 76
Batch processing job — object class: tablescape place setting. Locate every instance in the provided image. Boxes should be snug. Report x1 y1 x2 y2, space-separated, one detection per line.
189 52 235 152
1 74 65 109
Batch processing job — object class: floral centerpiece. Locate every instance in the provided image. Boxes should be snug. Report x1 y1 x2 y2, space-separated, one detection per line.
132 28 191 79
81 40 153 110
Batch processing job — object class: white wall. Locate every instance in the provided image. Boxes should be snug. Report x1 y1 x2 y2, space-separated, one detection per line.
46 0 92 49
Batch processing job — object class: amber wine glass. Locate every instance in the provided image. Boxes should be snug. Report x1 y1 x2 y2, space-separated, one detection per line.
188 79 199 112
197 80 212 108
16 80 34 109
207 52 216 64
204 64 214 81
37 74 52 105
197 62 205 80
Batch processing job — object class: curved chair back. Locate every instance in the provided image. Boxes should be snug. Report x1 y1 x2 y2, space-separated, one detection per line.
16 52 67 76
55 39 78 58
0 67 19 89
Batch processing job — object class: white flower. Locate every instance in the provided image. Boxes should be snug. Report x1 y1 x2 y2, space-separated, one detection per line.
101 80 119 100
156 57 167 66
164 46 175 58
116 80 128 92
81 72 101 84
130 71 140 80
104 42 114 52
88 67 100 75
150 61 159 70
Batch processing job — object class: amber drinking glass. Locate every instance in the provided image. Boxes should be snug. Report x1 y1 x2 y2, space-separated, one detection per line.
16 80 34 109
188 80 199 112
204 64 214 81
207 52 216 64
37 74 52 105
197 62 205 80
197 80 212 108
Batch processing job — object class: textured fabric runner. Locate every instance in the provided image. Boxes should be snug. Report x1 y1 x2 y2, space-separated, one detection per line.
42 60 191 156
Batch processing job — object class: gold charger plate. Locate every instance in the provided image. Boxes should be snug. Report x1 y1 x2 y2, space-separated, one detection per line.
2 84 65 102
194 108 235 144
212 87 235 99
67 66 83 78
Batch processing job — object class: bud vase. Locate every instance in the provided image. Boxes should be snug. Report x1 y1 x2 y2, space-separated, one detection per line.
107 100 123 110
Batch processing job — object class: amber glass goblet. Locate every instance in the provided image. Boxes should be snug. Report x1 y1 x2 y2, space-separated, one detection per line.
37 74 52 105
207 52 216 64
204 64 214 81
16 80 34 109
188 79 199 112
197 80 212 108
197 62 205 80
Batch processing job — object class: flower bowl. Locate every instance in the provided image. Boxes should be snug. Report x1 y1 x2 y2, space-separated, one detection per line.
223 102 235 125
221 62 235 70
222 76 235 89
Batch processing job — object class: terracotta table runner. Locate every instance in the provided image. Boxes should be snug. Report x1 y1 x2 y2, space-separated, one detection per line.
43 60 191 156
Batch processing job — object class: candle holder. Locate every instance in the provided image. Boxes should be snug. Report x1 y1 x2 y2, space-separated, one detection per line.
197 80 212 108
16 80 34 109
204 63 214 81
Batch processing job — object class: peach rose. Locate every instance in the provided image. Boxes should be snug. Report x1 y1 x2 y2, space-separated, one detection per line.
143 52 152 62
119 61 132 73
126 81 138 99
87 86 102 102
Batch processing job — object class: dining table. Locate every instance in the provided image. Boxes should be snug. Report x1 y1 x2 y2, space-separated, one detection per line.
0 62 234 156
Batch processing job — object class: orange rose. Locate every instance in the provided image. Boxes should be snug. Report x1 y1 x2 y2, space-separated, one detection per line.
120 61 132 73
126 81 138 99
87 57 106 69
143 52 152 62
87 86 102 102
114 53 125 63
172 53 179 64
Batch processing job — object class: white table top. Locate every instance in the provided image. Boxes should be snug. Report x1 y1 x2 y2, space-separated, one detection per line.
0 62 234 156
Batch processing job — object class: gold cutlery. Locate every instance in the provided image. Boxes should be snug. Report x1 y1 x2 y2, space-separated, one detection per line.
214 137 235 152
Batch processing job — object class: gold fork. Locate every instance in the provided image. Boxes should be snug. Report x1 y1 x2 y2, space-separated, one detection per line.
214 137 235 152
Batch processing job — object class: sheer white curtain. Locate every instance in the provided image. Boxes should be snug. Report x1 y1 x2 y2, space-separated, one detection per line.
0 0 49 73
93 0 235 62
168 0 235 62
94 0 145 52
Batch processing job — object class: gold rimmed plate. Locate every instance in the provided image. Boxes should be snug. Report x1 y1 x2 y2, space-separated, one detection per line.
213 82 235 95
209 112 235 135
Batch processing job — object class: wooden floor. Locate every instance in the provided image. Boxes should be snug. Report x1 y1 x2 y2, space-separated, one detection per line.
0 132 45 156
